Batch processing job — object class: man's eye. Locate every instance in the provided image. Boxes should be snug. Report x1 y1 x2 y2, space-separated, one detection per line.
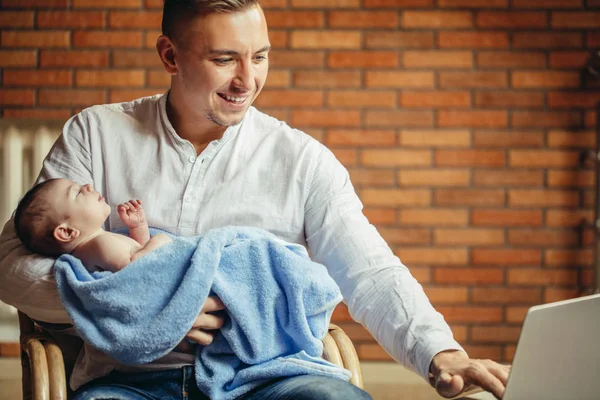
254 55 267 62
214 58 233 65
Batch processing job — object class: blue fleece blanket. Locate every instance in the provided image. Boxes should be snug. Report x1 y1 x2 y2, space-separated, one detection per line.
54 226 350 399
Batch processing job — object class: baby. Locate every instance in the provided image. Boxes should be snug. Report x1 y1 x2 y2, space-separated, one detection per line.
14 178 172 272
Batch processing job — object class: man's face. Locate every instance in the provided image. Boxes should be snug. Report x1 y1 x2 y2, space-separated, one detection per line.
172 5 270 127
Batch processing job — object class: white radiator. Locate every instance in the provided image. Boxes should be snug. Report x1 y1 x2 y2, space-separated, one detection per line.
0 120 62 320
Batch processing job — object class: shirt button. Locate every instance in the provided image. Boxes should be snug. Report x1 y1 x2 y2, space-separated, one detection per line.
188 156 195 163
184 196 191 202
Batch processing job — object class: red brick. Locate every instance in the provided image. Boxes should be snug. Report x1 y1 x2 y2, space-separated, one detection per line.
434 228 504 245
438 111 508 128
39 89 106 106
361 149 431 166
290 31 361 49
328 11 398 28
261 0 287 7
2 109 72 119
509 150 580 168
108 11 161 29
399 169 470 187
400 209 468 226
0 51 37 67
512 111 581 128
400 129 471 147
147 71 170 87
473 131 544 148
357 344 392 361
254 90 323 108
512 0 581 8
585 111 596 128
295 71 361 88
504 345 517 363
270 51 325 68
397 248 467 265
548 92 600 108
552 12 600 28
588 32 600 47
434 267 504 284
512 72 580 88
462 345 503 360
545 249 593 267
402 11 472 28
423 287 469 304
144 0 162 7
364 208 397 225
0 89 35 106
264 11 324 28
473 288 541 305
37 11 104 28
364 0 433 6
330 148 356 166
3 70 72 87
434 189 505 207
264 70 290 88
475 91 544 108
292 0 359 7
472 249 541 266
109 89 162 103
76 70 145 88
366 72 435 88
548 171 594 188
348 168 396 186
547 129 595 148
144 30 162 49
506 307 529 324
290 110 360 128
471 326 522 343
439 72 507 88
401 92 471 108
1 31 69 48
73 31 143 48
509 189 579 207
476 12 547 28
438 0 507 6
508 229 579 247
365 111 434 128
513 32 582 48
403 51 472 68
0 11 34 28
477 51 546 68
73 0 141 7
472 210 543 227
365 32 434 48
549 51 590 69
326 91 396 108
508 269 578 286
361 189 431 206
268 31 287 49
435 149 505 167
378 228 431 245
41 50 109 67
328 51 399 68
546 210 594 228
544 288 580 303
438 32 509 48
111 50 162 68
473 170 544 187
1 0 67 6
437 306 503 323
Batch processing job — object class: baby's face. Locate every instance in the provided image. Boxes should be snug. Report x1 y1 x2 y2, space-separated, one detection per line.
44 178 111 233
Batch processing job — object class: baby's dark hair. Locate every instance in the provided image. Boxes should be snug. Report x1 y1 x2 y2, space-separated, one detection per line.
14 179 64 257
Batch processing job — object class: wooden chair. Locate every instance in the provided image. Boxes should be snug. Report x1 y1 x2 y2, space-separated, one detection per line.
18 311 363 400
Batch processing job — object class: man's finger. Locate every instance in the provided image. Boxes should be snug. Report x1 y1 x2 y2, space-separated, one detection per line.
202 296 225 312
192 311 225 330
186 328 217 346
464 361 506 400
481 360 511 386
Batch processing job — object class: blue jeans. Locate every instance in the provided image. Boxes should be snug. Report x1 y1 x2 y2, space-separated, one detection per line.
72 366 372 399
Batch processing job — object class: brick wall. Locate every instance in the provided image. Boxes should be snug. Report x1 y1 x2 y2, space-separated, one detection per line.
1 0 599 363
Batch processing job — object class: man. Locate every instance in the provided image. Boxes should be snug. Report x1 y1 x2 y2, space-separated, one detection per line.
0 0 510 398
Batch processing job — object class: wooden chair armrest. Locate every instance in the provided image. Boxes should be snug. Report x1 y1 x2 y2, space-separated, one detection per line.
21 336 49 400
326 324 363 389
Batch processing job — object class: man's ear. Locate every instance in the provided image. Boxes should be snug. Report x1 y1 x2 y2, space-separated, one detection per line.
53 223 80 244
157 35 178 75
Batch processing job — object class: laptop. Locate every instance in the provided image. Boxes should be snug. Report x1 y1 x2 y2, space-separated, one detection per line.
461 293 600 400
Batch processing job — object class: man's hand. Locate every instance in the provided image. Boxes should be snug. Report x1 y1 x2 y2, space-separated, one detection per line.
430 350 510 399
175 296 226 353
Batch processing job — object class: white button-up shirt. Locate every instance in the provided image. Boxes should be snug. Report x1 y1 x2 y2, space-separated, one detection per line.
0 93 462 388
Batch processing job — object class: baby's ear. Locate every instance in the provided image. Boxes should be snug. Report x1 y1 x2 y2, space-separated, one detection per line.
53 223 80 244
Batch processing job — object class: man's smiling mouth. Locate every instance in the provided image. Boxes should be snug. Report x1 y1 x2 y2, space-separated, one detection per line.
217 93 248 104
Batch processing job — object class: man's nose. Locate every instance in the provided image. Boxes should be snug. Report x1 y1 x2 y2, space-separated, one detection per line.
233 61 254 90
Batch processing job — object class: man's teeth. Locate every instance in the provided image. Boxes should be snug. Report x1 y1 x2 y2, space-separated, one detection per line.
222 94 246 103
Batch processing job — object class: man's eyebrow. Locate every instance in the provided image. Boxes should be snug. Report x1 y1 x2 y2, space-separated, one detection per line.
207 46 271 56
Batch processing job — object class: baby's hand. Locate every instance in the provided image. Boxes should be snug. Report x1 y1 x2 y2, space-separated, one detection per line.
117 200 147 229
